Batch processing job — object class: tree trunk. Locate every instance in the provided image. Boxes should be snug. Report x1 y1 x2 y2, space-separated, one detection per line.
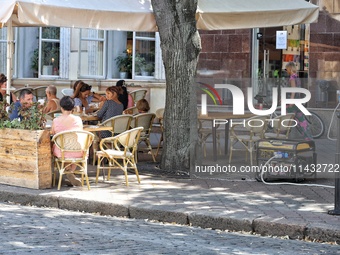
152 0 201 175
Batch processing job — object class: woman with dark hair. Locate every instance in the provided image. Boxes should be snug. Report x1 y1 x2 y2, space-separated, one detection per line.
72 82 104 114
51 96 83 186
96 86 124 138
116 79 134 110
51 96 83 139
73 80 106 106
0 73 17 104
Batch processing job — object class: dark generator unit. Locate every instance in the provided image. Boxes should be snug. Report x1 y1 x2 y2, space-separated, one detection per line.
255 139 317 182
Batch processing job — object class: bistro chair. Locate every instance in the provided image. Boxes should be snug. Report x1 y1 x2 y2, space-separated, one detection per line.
52 130 94 190
198 119 224 157
95 127 143 186
132 113 156 162
46 109 62 120
13 87 33 98
92 114 133 165
124 106 139 115
61 88 74 96
129 89 147 103
154 108 164 157
264 113 295 139
229 115 269 165
33 86 48 100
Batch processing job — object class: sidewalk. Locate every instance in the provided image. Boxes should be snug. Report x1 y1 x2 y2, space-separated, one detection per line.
0 138 339 244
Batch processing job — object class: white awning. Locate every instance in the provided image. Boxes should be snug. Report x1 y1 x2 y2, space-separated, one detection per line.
0 0 319 31
196 0 319 30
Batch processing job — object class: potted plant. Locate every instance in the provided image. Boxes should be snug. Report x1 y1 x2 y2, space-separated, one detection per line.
141 62 155 76
42 45 59 75
30 49 39 78
115 50 132 79
134 54 146 75
0 99 52 189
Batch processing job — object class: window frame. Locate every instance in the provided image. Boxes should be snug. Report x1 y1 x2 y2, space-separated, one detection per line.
39 27 61 78
78 28 107 79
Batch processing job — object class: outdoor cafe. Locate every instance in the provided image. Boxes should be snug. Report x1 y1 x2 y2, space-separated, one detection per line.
0 86 165 190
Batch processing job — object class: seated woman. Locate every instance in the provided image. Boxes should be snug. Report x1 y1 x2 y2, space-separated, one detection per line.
73 80 106 104
96 86 124 138
0 73 17 104
116 80 134 110
51 96 83 186
72 82 105 114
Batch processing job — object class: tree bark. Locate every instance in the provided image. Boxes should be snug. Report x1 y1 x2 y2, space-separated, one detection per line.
152 0 201 174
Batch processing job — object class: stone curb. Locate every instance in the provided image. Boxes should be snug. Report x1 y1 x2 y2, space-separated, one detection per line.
0 190 339 243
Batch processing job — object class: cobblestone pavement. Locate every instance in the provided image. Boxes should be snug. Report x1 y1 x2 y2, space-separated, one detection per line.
0 139 339 245
1 202 339 255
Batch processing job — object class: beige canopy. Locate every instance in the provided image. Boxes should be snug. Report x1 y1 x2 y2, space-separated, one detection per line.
196 0 319 30
1 0 319 31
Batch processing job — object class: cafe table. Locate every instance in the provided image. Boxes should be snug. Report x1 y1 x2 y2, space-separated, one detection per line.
80 114 100 123
198 112 254 161
83 125 112 133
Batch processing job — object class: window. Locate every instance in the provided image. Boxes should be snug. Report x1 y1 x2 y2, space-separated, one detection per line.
78 29 106 78
133 32 155 78
0 28 7 74
40 27 60 76
0 27 17 77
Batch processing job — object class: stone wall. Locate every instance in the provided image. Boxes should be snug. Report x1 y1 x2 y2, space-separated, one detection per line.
198 29 252 79
309 11 340 108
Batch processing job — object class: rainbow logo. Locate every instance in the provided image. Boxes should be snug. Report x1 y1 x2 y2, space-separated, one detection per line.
197 82 223 105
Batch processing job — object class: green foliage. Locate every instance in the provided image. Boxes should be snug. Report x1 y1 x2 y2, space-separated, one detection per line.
0 100 46 130
115 50 132 72
30 49 39 72
0 96 9 120
135 54 146 73
144 62 155 73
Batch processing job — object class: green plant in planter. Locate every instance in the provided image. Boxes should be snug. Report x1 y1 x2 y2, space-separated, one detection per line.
115 50 132 73
30 49 39 74
0 99 46 130
134 54 146 74
144 63 155 73
141 62 154 75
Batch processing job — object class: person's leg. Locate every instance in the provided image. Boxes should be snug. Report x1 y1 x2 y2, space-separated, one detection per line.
287 105 313 140
65 163 82 186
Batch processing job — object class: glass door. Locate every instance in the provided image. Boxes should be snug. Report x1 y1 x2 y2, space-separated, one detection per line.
257 26 283 100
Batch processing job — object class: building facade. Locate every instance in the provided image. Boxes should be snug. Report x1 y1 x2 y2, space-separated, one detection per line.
0 2 339 113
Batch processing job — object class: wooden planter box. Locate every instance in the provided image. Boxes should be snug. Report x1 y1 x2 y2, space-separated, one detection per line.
0 129 52 189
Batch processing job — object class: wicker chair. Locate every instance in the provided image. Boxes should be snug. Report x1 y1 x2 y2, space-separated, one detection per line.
154 108 164 157
52 130 94 190
132 113 156 162
264 113 295 139
92 114 133 165
95 127 143 186
129 89 147 103
229 115 269 165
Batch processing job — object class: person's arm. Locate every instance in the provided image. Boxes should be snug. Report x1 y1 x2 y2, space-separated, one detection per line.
96 101 107 119
75 116 83 130
9 102 20 120
11 92 17 102
51 120 56 135
127 94 135 108
289 77 297 99
43 100 57 114
91 92 106 102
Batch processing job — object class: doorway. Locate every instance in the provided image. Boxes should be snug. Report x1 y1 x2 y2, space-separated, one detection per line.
257 26 284 101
